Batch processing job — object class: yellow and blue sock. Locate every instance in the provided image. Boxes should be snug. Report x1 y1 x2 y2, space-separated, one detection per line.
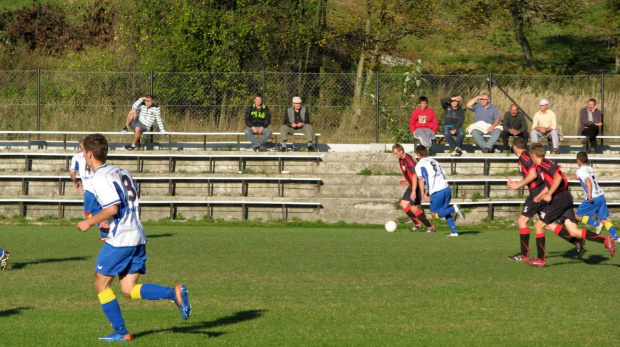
582 216 600 228
131 284 175 301
98 288 129 336
605 222 619 239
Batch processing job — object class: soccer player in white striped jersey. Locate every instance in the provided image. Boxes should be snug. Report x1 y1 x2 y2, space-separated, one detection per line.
69 138 107 241
414 145 465 236
76 133 190 342
572 151 619 242
123 95 166 150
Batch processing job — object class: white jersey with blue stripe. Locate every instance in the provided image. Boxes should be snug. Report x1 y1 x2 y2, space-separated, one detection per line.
576 165 604 199
91 164 146 247
69 152 94 193
415 157 449 195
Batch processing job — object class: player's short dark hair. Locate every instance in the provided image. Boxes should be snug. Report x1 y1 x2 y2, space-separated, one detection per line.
84 133 109 162
254 93 263 99
144 95 155 99
419 96 428 103
588 98 597 104
415 145 428 157
392 143 404 152
577 151 589 164
530 143 545 159
513 137 527 149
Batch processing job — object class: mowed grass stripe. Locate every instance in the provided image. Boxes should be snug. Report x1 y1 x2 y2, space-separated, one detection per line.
0 223 617 346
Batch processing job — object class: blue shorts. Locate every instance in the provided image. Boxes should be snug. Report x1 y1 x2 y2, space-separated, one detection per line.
95 243 147 276
83 191 102 216
430 187 451 213
576 196 610 220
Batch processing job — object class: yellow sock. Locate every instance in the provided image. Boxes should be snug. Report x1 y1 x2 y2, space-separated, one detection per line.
582 216 589 224
605 222 614 230
130 284 143 299
98 288 116 305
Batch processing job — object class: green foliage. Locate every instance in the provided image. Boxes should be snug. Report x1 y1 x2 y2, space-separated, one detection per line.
358 168 373 175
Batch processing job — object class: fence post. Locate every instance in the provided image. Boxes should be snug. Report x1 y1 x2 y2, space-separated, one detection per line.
488 72 493 99
37 69 41 137
376 70 380 143
601 73 605 143
150 70 154 96
262 69 266 102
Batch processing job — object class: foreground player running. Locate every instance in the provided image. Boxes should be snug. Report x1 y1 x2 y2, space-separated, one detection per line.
414 145 465 236
70 138 107 241
571 151 619 242
392 143 434 232
0 247 9 270
76 134 191 342
523 144 613 267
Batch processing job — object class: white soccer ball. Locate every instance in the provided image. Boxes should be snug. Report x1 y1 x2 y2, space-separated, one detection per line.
384 220 397 232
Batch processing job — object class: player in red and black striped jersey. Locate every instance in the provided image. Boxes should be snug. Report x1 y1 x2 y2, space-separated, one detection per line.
523 143 614 267
506 138 548 262
392 144 434 232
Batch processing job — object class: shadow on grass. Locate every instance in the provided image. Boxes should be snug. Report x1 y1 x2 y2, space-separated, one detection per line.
457 231 481 236
147 233 175 239
10 256 90 270
132 309 266 339
0 307 33 318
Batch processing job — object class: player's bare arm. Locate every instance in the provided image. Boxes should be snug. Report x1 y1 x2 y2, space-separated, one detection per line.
507 169 537 190
542 173 563 202
585 178 593 201
76 205 118 232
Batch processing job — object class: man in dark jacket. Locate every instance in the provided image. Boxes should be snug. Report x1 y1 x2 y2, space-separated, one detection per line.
578 98 602 154
244 93 272 151
501 104 529 152
440 95 465 156
279 96 315 152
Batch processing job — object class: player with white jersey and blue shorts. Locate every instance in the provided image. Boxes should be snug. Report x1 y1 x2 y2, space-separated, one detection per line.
572 151 619 242
414 145 465 236
76 133 190 342
70 138 107 240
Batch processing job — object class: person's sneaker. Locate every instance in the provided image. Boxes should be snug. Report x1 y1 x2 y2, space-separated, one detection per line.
507 253 528 262
124 144 135 151
426 226 436 233
122 126 129 132
553 148 560 154
98 332 132 342
595 222 604 234
575 239 585 259
307 144 315 152
279 145 287 152
604 236 615 257
446 233 459 237
252 147 259 152
0 249 10 270
455 147 463 156
409 224 423 232
174 284 191 320
453 204 465 219
482 148 490 153
524 257 546 267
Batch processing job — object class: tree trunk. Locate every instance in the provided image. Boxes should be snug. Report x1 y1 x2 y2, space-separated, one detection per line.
353 5 372 117
509 1 535 67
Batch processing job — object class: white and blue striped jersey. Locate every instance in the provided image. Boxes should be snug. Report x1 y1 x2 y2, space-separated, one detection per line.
576 165 604 199
69 152 94 193
415 157 449 195
91 164 146 247
132 98 165 131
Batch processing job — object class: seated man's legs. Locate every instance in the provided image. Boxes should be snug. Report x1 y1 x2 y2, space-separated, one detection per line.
300 124 315 143
244 127 261 148
279 125 294 143
413 128 434 148
485 128 501 150
443 126 458 150
470 129 487 151
455 128 465 149
549 129 560 150
530 129 543 144
257 127 272 146
500 129 511 150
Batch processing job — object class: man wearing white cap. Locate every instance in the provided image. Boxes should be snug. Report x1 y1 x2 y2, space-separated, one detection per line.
531 99 560 154
279 96 316 152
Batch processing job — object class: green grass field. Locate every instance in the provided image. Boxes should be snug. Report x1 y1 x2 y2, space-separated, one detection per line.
1 220 618 346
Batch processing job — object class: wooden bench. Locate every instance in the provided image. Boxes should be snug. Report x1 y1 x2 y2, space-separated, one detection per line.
0 175 323 197
1 198 323 220
0 152 323 173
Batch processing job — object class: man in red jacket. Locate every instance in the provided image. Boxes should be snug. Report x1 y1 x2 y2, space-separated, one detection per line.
409 96 438 153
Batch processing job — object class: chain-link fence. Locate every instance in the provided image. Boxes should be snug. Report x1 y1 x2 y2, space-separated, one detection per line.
0 70 615 143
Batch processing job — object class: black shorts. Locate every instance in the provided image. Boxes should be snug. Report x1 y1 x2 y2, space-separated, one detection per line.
522 193 547 218
402 187 422 206
538 191 574 224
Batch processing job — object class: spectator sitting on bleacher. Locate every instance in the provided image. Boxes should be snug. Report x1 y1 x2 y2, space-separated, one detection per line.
501 104 528 152
244 93 272 152
409 96 438 150
578 98 602 154
531 98 560 154
122 95 166 151
279 96 315 152
466 94 502 153
440 95 465 157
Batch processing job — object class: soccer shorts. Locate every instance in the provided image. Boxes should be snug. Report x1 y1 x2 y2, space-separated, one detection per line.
402 187 422 206
429 187 451 213
575 196 610 220
538 191 574 225
521 192 547 218
83 191 102 216
95 243 147 277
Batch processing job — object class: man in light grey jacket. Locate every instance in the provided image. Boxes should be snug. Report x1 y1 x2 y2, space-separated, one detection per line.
279 96 315 151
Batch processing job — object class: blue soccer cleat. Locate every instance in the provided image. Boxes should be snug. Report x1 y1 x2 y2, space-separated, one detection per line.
174 284 191 320
0 248 10 271
98 332 132 342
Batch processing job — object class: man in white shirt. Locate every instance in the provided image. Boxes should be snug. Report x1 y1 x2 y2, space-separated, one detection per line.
531 99 560 154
